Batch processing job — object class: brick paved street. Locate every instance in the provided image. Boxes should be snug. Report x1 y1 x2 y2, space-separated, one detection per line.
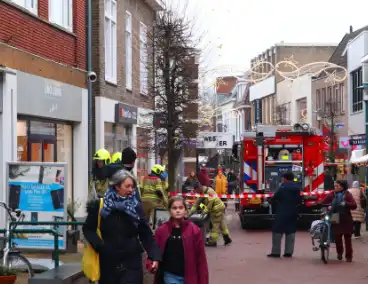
207 208 368 284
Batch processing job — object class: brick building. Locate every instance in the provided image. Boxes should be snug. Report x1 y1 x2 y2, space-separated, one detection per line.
249 43 337 126
91 0 164 180
0 0 88 216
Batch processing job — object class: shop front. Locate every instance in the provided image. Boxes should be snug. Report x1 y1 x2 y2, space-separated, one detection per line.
0 69 88 218
95 97 138 173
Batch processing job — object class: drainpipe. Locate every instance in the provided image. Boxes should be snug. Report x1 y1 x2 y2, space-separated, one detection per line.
87 0 93 182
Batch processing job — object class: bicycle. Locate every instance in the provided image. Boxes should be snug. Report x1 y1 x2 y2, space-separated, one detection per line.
311 205 331 264
0 202 34 277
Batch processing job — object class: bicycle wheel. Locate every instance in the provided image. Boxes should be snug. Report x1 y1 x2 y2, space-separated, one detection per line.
320 226 329 264
6 253 34 278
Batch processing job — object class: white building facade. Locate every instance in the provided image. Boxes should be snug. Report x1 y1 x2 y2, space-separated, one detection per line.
345 30 368 138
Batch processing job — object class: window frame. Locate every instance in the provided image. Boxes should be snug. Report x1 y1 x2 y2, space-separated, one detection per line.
339 83 345 114
10 0 38 15
49 0 73 32
352 68 363 113
125 11 133 91
104 0 117 84
139 22 148 95
316 89 321 110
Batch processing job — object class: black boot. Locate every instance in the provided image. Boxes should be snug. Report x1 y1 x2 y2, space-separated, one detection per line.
205 241 217 247
223 234 232 245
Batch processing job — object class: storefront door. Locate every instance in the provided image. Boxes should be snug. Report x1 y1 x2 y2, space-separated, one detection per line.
28 137 56 162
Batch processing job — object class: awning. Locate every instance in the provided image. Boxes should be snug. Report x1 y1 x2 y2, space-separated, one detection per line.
350 149 367 164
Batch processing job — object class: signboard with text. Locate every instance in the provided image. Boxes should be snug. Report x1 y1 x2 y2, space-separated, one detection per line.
6 162 68 250
115 103 138 124
197 132 234 149
254 99 262 124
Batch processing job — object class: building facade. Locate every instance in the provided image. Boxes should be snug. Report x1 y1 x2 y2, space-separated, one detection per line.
0 0 88 217
91 0 164 179
249 43 337 127
345 30 368 148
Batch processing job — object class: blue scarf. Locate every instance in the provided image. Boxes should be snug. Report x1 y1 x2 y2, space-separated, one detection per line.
100 187 142 226
331 191 345 214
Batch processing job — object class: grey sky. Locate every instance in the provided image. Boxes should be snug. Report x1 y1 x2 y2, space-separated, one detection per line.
170 0 368 83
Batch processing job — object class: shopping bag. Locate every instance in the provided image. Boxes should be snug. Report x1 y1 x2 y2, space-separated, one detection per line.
82 198 103 281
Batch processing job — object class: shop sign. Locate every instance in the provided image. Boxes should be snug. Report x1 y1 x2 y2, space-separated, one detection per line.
197 132 233 149
115 103 138 124
6 162 68 250
349 134 366 146
16 71 84 121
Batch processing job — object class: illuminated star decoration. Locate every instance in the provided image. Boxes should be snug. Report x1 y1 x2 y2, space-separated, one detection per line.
283 55 299 69
324 70 340 85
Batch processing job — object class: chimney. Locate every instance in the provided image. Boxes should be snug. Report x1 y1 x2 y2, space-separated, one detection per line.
350 25 353 33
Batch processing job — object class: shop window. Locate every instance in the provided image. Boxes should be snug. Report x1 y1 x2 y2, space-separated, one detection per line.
17 120 28 161
57 124 73 198
104 122 132 154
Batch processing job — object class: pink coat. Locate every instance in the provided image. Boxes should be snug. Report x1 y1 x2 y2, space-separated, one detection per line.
348 187 365 223
147 219 209 284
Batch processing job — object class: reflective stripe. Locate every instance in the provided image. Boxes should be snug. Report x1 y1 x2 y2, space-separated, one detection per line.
142 194 161 200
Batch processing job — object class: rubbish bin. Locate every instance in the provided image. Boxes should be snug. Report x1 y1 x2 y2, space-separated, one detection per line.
189 214 209 241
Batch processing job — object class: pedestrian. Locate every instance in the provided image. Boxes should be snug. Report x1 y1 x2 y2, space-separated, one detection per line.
317 180 357 262
190 182 232 247
215 168 228 206
226 169 237 195
348 181 366 238
182 171 198 193
82 169 161 284
268 171 301 258
147 196 209 284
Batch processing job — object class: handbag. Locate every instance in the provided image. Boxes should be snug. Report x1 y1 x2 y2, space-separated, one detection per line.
330 213 340 224
82 198 104 281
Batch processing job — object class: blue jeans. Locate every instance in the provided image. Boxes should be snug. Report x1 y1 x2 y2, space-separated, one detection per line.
163 272 185 284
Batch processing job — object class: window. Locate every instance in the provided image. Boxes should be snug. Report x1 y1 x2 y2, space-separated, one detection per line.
316 90 321 109
140 22 148 95
340 83 345 113
352 69 363 113
125 11 133 90
105 0 117 83
104 123 132 154
322 88 326 109
49 0 72 31
10 0 37 14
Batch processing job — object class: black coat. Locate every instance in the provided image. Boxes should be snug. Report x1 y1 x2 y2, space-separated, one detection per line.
272 181 302 234
82 200 161 284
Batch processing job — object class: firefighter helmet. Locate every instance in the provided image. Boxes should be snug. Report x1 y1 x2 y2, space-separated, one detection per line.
151 164 165 175
111 152 122 163
93 148 111 165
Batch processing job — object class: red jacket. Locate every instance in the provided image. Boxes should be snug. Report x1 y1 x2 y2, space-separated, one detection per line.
147 219 209 284
198 169 210 187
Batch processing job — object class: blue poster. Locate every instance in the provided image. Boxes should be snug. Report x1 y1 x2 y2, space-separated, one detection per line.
7 164 67 250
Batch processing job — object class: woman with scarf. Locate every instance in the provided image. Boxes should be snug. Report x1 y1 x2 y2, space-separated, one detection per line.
83 170 161 284
316 180 357 262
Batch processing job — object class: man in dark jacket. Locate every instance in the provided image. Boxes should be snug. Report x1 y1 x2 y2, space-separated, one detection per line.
268 171 301 258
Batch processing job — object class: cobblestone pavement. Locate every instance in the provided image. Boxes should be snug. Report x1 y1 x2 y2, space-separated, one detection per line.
206 208 368 284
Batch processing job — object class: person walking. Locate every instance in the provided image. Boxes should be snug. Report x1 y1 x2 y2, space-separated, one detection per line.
348 181 366 238
148 196 209 284
317 180 357 262
83 170 161 284
268 171 301 258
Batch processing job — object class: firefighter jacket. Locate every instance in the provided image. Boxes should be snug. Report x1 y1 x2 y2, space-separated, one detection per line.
89 179 109 198
141 175 168 207
191 187 225 215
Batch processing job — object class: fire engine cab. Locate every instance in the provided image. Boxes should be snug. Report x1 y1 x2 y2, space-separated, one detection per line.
238 124 327 229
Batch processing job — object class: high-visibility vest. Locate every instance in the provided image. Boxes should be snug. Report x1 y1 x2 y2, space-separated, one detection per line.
141 175 163 200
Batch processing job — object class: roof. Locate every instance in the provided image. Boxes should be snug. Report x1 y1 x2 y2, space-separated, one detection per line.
216 76 238 94
329 25 368 67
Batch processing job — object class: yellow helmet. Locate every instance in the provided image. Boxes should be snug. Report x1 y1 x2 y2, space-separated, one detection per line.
111 152 122 163
151 164 164 175
93 148 111 165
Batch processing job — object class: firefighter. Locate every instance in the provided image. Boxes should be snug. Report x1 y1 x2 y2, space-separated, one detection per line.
141 164 168 221
89 148 111 198
189 182 232 247
111 152 122 164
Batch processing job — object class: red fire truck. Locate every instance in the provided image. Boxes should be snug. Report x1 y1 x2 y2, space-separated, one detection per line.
238 124 328 229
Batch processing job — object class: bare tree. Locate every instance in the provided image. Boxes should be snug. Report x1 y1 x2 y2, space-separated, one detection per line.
146 9 200 191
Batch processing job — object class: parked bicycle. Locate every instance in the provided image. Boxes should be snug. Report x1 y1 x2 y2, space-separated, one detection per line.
311 206 331 264
0 202 34 277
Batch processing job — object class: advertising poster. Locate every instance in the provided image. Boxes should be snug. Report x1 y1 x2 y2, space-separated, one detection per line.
7 162 67 250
